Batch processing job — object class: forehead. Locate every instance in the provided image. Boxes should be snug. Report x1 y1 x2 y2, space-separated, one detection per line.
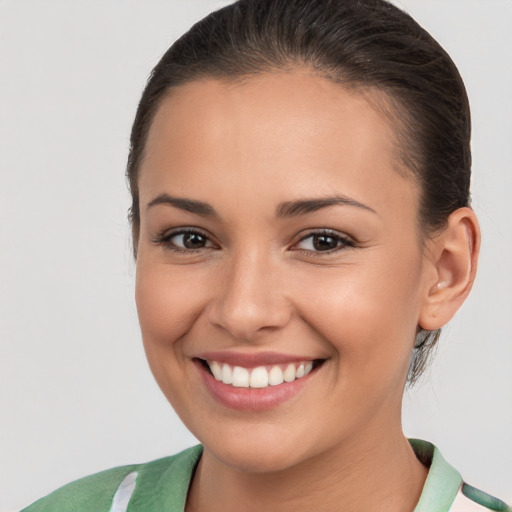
139 71 416 218
145 71 397 166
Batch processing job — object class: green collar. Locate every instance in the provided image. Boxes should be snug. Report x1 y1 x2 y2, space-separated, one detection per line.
410 439 462 512
127 445 203 510
130 440 461 511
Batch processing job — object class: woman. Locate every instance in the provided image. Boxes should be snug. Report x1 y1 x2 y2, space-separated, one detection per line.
20 0 510 510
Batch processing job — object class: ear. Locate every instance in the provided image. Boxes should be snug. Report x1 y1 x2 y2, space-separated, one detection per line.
419 207 480 331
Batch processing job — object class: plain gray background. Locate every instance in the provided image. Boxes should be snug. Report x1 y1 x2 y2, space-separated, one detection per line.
1 1 511 510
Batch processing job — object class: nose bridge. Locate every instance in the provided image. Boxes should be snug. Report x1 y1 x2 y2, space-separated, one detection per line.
208 245 290 340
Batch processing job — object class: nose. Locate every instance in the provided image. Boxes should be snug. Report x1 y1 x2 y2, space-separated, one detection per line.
206 250 292 342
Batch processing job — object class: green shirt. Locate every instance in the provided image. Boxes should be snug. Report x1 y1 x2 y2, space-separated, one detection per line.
21 440 511 512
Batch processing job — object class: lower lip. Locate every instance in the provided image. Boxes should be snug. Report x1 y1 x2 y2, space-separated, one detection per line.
195 360 318 411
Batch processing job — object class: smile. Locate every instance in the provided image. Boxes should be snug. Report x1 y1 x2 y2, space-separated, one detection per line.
194 352 326 410
205 360 316 388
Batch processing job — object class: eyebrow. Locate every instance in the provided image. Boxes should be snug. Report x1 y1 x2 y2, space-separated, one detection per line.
146 193 376 218
146 194 217 217
276 195 377 217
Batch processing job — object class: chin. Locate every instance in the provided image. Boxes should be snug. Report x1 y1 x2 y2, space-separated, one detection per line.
208 441 306 474
194 420 325 474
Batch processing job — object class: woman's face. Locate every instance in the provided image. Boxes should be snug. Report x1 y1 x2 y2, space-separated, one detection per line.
135 72 432 472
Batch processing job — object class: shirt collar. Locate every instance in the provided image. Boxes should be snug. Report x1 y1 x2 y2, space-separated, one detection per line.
410 439 462 512
133 440 461 511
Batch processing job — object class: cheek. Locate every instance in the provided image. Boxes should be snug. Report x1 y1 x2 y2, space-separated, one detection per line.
134 259 214 414
293 249 424 373
135 260 207 354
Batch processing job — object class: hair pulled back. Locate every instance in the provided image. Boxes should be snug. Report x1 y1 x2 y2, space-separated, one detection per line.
126 0 472 385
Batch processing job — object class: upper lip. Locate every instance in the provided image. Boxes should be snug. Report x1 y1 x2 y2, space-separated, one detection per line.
193 351 321 368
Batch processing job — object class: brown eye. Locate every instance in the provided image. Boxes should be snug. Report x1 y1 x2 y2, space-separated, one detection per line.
179 232 208 249
311 234 339 251
295 230 354 253
155 229 215 251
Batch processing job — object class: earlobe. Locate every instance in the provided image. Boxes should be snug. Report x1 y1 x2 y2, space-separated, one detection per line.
419 207 480 331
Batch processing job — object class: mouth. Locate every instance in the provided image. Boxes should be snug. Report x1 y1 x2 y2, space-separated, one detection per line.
192 351 327 410
196 358 324 389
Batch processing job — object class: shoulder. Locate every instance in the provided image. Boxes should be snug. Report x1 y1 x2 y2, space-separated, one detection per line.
20 445 203 512
450 483 512 512
20 464 139 512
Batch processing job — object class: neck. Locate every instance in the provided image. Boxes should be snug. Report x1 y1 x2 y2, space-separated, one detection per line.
186 426 428 512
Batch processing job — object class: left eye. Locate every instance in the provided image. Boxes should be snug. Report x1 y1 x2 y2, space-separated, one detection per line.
295 232 352 252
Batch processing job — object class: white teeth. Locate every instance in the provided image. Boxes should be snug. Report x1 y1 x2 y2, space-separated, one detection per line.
207 360 317 388
249 366 268 388
268 366 284 386
232 366 250 387
210 361 222 381
221 363 233 384
283 363 296 383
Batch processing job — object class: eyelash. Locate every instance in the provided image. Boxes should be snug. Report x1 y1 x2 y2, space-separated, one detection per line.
152 227 214 254
152 228 356 256
293 229 356 256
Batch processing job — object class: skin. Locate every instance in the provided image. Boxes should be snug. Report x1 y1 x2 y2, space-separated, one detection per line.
134 71 479 512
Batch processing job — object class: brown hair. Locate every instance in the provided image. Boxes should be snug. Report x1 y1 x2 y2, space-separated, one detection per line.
126 0 471 385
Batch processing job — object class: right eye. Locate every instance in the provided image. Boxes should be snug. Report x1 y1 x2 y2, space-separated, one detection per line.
153 228 215 252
